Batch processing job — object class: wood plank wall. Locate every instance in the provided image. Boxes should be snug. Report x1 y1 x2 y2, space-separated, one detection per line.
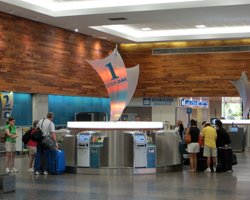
119 41 250 97
0 12 115 97
1 11 250 98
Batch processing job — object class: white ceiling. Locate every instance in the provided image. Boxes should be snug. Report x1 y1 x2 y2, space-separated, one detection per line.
1 0 250 43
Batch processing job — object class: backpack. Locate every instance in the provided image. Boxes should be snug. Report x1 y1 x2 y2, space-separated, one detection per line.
22 128 32 144
0 126 11 143
0 128 7 143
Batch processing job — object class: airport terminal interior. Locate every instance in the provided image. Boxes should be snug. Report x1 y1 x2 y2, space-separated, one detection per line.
1 1 250 199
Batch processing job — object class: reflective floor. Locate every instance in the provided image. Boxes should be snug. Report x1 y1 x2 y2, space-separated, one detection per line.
0 149 250 200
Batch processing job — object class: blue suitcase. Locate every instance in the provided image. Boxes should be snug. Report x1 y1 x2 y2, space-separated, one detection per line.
46 150 66 174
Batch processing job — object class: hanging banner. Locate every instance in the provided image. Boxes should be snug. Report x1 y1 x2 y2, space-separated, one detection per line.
86 48 139 121
0 92 14 126
231 71 250 118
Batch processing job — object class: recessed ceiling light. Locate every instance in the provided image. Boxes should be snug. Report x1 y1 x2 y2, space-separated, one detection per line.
195 24 206 28
74 29 79 32
141 27 152 31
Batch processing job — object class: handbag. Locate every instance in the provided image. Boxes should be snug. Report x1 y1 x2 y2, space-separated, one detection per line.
0 127 11 143
41 135 56 150
185 133 191 144
198 135 204 146
0 130 6 143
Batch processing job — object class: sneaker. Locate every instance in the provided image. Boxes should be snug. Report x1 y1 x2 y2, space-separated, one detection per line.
28 168 34 172
12 168 18 172
5 168 10 173
204 168 211 172
35 171 40 175
43 171 48 175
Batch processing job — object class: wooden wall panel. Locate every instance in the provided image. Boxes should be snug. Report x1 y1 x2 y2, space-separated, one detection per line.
1 11 250 98
0 12 115 97
119 41 250 97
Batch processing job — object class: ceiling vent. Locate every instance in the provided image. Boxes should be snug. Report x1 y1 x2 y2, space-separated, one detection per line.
152 45 250 55
108 17 128 21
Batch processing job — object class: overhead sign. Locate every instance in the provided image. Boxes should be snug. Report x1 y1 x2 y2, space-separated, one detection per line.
143 97 174 106
187 108 192 114
0 92 14 126
180 98 209 108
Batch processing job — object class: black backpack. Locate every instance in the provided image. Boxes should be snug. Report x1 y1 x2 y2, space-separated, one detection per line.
22 128 32 144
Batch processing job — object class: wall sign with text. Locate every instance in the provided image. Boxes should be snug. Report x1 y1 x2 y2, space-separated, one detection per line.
143 97 174 106
180 98 209 108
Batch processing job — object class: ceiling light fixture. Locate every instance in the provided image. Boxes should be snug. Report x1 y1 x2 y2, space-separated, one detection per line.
74 29 79 32
20 0 202 11
90 25 250 42
195 24 206 28
141 27 152 31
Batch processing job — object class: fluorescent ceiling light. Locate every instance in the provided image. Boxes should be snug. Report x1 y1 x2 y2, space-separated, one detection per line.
141 27 152 31
91 25 250 39
195 24 206 28
20 0 202 11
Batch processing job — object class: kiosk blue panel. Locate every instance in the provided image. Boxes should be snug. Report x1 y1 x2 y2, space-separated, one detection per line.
90 147 100 168
147 146 156 168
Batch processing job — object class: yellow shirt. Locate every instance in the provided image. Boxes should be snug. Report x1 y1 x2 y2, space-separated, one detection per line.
201 126 217 148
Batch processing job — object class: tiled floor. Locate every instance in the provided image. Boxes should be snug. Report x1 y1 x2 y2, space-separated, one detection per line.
0 149 250 200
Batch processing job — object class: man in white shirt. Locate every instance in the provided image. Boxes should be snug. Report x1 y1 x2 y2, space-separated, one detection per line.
35 112 57 175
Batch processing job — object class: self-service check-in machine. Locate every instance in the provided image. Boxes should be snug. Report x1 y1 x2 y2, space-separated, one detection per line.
124 132 147 168
77 131 109 168
77 132 92 167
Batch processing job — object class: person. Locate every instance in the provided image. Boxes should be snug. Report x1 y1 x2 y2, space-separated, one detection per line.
187 119 200 172
175 120 184 140
201 122 217 172
27 120 39 172
35 112 57 175
135 116 141 121
5 117 19 173
215 119 231 147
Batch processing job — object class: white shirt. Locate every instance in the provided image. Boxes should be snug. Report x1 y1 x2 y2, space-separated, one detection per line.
37 118 55 136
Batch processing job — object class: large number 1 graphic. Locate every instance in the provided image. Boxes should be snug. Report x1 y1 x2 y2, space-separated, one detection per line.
106 63 119 80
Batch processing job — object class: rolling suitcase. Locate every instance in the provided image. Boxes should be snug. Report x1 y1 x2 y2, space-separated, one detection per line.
217 147 233 172
34 146 42 172
46 150 66 174
197 147 207 171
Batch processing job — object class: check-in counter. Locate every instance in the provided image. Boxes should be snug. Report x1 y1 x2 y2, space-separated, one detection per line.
65 121 181 175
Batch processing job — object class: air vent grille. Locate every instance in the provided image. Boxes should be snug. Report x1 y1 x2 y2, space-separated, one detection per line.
152 45 250 55
108 17 128 21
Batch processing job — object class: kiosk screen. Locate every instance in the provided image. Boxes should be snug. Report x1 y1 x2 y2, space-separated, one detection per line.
134 134 146 143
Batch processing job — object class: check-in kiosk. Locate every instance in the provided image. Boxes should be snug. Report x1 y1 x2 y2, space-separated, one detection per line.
124 132 147 168
77 132 92 167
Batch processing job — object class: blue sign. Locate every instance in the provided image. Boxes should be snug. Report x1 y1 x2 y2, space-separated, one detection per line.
187 108 192 114
180 98 209 108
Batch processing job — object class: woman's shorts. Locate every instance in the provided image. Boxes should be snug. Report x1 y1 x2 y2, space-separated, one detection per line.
28 146 37 155
5 142 16 152
187 142 200 153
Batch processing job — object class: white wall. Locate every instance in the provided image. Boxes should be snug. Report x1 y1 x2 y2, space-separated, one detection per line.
32 94 48 122
128 97 177 126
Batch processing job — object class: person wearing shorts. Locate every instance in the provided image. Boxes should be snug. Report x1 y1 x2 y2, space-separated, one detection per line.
27 120 39 172
187 119 200 172
201 122 217 172
5 117 19 173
